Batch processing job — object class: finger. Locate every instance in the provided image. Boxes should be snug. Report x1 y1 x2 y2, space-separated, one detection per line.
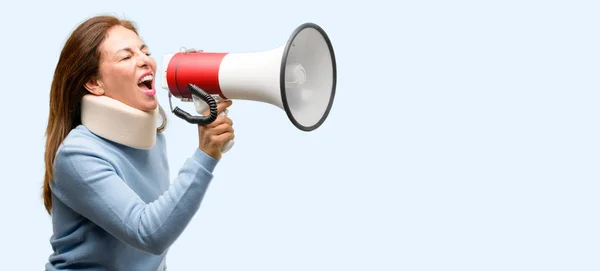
221 115 233 126
198 117 224 132
204 115 232 128
206 131 234 148
207 123 234 136
201 99 232 116
212 132 235 145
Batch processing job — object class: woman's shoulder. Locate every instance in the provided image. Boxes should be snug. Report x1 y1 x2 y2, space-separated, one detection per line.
51 125 118 185
55 125 115 162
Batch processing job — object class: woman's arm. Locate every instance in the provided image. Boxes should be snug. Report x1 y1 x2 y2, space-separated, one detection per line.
50 143 217 255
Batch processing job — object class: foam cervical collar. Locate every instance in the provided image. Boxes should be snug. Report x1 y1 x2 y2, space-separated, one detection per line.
80 94 159 149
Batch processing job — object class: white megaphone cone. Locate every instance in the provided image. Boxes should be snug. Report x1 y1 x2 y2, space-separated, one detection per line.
161 22 337 153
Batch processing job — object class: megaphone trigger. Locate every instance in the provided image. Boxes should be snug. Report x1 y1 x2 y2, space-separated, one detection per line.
170 84 218 125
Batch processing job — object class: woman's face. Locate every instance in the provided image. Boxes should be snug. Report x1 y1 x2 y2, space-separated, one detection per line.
85 25 158 112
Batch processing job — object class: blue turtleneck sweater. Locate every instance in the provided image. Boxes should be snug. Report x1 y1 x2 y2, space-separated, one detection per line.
45 125 218 270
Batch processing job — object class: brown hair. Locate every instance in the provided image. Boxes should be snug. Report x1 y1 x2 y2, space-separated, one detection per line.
42 15 167 214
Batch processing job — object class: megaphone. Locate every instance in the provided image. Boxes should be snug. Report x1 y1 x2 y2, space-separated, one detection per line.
161 22 337 153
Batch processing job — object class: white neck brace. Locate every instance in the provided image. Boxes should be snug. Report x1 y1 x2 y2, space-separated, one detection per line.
80 94 158 149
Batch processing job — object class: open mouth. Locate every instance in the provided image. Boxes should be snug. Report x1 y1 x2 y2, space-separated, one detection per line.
138 73 154 91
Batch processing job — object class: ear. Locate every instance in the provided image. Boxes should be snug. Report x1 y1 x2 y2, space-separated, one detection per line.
84 77 104 95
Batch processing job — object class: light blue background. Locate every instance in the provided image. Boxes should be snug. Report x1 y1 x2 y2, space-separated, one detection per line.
1 0 599 270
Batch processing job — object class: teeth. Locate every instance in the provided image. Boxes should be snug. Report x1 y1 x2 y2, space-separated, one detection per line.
138 74 153 84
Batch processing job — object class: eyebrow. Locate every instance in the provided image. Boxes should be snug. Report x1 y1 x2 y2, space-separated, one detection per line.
114 44 148 56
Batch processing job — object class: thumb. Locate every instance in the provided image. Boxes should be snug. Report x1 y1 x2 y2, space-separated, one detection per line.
216 100 233 114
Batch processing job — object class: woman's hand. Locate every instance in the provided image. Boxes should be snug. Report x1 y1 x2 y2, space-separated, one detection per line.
198 100 234 160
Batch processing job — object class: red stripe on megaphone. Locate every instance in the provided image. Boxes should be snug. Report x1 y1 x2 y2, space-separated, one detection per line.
166 51 228 99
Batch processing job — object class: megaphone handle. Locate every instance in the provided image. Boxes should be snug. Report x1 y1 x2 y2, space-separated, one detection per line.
193 94 235 153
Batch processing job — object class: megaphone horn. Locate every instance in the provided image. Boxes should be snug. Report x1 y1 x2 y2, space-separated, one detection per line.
161 22 337 151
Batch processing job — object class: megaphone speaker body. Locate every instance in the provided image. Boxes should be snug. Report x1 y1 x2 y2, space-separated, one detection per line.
163 47 286 111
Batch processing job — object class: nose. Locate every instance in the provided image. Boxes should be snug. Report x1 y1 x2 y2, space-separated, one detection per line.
136 52 152 68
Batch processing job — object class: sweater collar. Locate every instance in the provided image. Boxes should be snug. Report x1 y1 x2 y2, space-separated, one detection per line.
80 94 158 149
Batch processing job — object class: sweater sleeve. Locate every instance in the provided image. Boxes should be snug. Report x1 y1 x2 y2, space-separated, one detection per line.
50 144 218 255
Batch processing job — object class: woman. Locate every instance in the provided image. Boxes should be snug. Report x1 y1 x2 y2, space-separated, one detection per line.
43 15 234 270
